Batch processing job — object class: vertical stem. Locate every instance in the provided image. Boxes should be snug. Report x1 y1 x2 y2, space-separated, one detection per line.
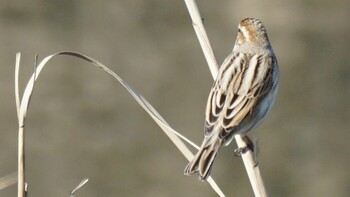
18 126 25 197
15 52 25 197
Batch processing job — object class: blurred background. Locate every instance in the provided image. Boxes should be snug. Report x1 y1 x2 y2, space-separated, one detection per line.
1 0 349 196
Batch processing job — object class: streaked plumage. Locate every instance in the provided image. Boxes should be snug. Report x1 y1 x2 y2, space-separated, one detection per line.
184 18 279 180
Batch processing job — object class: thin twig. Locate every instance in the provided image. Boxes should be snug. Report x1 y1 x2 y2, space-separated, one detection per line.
183 0 268 196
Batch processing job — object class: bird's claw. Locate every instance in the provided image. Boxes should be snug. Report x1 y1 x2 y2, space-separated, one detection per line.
234 147 249 157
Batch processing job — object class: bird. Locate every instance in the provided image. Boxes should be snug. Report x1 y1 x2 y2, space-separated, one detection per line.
184 17 279 181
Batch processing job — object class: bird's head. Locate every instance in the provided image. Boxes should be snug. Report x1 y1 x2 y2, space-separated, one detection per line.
234 18 271 51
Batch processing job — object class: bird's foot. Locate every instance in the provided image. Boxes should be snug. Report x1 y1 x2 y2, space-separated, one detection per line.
234 135 255 156
234 146 250 156
233 135 259 167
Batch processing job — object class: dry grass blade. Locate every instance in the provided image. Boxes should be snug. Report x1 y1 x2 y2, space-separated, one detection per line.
69 178 89 197
0 172 17 191
15 51 224 196
15 53 21 121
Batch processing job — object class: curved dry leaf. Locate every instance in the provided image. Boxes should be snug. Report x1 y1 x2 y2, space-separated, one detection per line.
15 51 224 196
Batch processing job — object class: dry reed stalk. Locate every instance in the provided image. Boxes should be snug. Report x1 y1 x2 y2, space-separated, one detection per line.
184 0 268 196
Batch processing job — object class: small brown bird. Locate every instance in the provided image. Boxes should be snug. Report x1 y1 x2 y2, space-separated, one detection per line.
184 18 279 180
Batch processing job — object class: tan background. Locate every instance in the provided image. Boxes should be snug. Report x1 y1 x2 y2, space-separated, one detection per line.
1 0 350 196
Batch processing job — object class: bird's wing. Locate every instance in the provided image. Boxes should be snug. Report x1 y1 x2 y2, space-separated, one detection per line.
204 53 276 138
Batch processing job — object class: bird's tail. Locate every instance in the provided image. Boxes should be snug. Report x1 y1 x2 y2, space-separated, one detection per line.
184 138 221 181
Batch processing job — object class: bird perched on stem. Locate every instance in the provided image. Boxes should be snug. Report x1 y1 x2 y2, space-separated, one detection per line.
184 17 279 181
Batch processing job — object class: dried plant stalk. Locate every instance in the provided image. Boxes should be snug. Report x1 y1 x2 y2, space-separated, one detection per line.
184 0 268 196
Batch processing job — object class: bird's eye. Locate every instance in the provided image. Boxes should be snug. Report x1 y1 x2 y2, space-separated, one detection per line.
238 28 241 33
